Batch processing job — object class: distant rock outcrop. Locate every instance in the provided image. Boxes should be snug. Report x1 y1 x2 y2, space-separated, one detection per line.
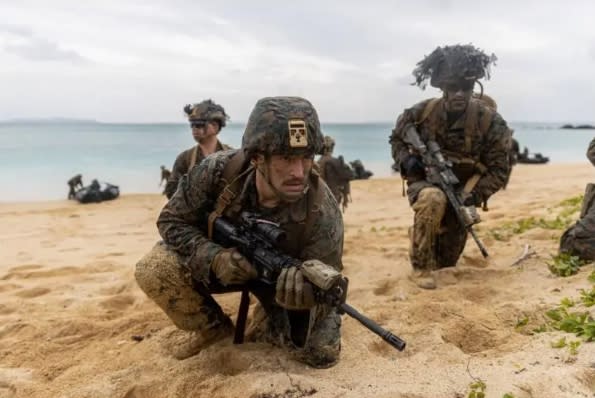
560 124 595 129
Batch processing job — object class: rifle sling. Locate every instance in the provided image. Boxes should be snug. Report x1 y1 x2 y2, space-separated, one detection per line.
207 151 250 239
233 289 251 344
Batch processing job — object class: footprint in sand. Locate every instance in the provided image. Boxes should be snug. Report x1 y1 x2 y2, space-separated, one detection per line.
97 252 126 259
208 347 253 376
0 304 16 315
99 294 135 312
0 283 22 292
7 264 43 272
13 287 51 298
373 281 394 296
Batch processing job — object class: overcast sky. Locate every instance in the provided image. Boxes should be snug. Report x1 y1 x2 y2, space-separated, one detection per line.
1 0 594 123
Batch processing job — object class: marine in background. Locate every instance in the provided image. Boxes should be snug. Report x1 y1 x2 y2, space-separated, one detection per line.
160 165 171 195
389 44 511 289
67 174 83 199
164 100 231 199
317 136 354 211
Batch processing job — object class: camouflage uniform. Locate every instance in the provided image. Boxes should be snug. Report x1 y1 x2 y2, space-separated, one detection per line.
164 100 231 199
390 45 510 281
559 137 595 260
135 97 344 368
164 141 230 199
318 136 354 210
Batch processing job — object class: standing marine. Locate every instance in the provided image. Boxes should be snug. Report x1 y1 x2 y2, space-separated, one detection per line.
317 136 354 211
389 44 511 289
135 96 345 368
67 174 83 199
163 100 231 199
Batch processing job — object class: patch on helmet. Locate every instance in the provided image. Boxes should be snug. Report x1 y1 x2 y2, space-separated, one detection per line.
288 119 308 148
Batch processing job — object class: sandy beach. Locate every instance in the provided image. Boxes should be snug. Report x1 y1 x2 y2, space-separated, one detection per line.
1 163 594 398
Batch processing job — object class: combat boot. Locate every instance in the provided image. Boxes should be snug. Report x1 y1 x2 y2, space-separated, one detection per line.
161 316 235 360
409 269 436 289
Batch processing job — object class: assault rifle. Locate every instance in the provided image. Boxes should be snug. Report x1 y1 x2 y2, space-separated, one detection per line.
404 126 489 258
209 211 406 351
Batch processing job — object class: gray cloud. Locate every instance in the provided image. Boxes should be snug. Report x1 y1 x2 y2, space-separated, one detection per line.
0 23 88 63
4 37 87 63
1 1 595 122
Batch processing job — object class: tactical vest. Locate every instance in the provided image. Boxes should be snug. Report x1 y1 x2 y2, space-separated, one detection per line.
416 98 494 192
207 151 325 257
189 141 231 170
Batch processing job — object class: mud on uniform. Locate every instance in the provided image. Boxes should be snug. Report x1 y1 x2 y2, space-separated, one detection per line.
137 149 344 368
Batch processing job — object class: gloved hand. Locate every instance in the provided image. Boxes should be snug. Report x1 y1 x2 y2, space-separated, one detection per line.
211 248 258 286
275 266 316 310
401 154 425 179
462 191 482 207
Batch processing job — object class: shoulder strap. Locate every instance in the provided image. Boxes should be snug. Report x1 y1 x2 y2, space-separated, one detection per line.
415 98 441 126
463 100 480 153
479 104 494 135
189 146 199 170
207 151 251 239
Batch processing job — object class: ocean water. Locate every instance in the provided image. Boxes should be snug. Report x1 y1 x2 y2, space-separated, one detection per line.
0 121 592 201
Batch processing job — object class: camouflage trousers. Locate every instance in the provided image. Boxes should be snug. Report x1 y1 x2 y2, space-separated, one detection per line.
560 183 595 261
135 242 341 368
407 182 468 270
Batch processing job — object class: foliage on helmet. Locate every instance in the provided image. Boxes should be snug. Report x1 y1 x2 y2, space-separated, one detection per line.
412 44 497 89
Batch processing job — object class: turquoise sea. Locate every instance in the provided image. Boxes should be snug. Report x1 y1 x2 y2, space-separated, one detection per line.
0 121 593 201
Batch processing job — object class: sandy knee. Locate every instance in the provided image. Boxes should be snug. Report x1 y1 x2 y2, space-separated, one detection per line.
135 242 178 293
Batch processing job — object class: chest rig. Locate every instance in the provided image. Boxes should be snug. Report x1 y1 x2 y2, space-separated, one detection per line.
415 98 494 193
207 151 325 257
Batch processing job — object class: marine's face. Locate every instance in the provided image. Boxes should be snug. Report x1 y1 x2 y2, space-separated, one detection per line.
443 81 474 113
190 120 219 143
257 153 314 202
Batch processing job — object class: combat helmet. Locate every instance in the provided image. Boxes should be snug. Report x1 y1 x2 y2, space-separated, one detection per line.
242 96 324 158
412 44 497 90
183 99 229 127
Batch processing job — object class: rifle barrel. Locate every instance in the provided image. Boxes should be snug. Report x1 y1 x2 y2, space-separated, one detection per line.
340 302 406 351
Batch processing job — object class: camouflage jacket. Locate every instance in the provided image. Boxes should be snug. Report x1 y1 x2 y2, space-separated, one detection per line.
157 149 344 284
164 140 230 199
389 97 511 202
588 138 595 167
317 154 353 201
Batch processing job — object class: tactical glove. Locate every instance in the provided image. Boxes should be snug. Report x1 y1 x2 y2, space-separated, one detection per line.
462 191 482 207
402 154 425 180
275 266 316 310
211 248 258 286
